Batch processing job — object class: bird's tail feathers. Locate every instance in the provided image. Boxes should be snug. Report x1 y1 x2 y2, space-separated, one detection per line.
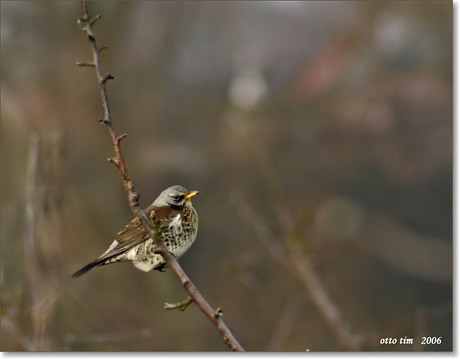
71 258 106 278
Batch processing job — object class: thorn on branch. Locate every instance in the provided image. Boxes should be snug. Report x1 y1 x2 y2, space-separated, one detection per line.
77 15 91 30
77 13 100 33
108 157 118 166
100 73 115 84
164 297 193 311
76 61 95 67
99 44 108 51
77 14 89 25
213 307 224 318
89 14 102 26
117 133 127 144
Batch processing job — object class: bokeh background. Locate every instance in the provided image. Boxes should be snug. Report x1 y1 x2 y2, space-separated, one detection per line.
1 1 452 352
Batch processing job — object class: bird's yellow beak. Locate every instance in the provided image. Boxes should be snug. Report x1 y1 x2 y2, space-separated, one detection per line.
185 190 200 200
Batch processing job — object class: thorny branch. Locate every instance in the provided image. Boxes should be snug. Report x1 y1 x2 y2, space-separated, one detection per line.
76 1 243 351
164 296 193 311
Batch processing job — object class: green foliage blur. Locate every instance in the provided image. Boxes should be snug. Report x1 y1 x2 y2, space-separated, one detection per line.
1 1 452 351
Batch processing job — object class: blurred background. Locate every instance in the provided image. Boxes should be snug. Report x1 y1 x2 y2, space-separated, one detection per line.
1 1 452 352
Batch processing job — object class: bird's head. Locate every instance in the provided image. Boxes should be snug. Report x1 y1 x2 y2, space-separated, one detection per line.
154 185 199 208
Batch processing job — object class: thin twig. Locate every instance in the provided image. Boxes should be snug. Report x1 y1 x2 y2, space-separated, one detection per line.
77 1 243 351
236 194 363 350
23 134 39 351
24 135 39 307
266 294 303 351
247 137 365 350
289 245 364 350
164 297 193 311
1 316 34 351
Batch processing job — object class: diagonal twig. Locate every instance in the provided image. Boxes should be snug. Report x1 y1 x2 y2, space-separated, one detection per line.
76 1 243 351
237 195 363 350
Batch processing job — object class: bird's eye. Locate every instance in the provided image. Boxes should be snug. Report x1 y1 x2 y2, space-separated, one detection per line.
171 194 184 202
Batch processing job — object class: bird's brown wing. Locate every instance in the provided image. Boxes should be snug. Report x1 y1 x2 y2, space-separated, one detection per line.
99 204 179 259
71 204 178 278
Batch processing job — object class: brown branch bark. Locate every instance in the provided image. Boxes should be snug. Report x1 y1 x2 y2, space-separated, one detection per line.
76 1 243 351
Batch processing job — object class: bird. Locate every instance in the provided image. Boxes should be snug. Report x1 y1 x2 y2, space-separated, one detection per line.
71 185 199 278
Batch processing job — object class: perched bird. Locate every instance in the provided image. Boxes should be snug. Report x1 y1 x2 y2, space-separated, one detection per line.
72 185 199 278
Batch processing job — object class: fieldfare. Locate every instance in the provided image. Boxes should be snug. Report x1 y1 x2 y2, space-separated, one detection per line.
72 185 199 278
